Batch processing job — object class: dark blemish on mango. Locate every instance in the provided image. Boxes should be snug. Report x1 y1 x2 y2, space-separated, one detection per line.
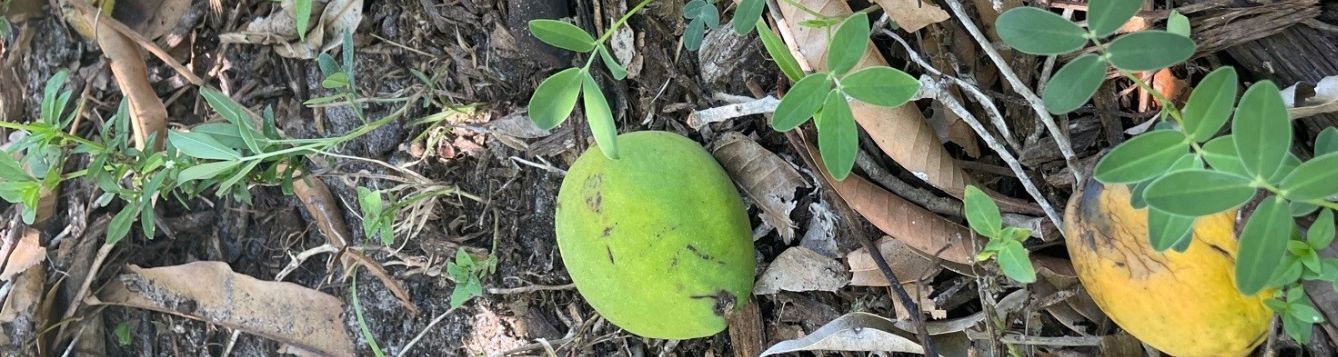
606 246 616 265
671 256 680 267
685 244 714 261
584 174 604 213
689 290 737 317
602 226 614 237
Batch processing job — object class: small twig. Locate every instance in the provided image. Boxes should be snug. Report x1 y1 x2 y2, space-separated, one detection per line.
486 283 576 295
1000 334 1104 346
686 96 780 129
71 0 206 85
1305 19 1338 34
856 150 960 216
943 0 1083 185
398 305 465 357
492 337 576 357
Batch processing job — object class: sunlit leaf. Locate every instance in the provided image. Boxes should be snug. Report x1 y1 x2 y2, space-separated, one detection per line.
527 68 585 130
1144 169 1255 216
757 20 804 82
528 20 596 53
997 240 1036 283
816 91 858 181
995 7 1087 55
1182 67 1238 142
1043 54 1107 114
772 73 831 131
1088 0 1141 37
1093 131 1188 183
582 73 619 160
840 67 918 107
964 185 1002 238
1106 31 1195 71
1235 197 1292 295
1281 152 1338 201
826 12 869 75
1233 80 1292 180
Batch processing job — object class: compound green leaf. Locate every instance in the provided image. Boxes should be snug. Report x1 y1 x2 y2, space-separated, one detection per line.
1281 152 1338 200
1317 127 1338 155
964 185 1002 238
772 73 831 131
1235 197 1292 295
597 46 627 80
582 73 619 160
528 68 584 130
996 7 1087 55
1148 208 1195 252
1233 80 1292 180
997 240 1036 283
1144 169 1255 216
816 91 858 181
1182 67 1238 142
170 131 241 161
1310 209 1335 249
1043 54 1107 114
1202 135 1249 177
757 20 804 82
1167 10 1191 37
841 67 918 107
733 0 766 35
1088 0 1141 37
1093 130 1188 183
826 13 870 75
1107 31 1195 71
528 20 596 53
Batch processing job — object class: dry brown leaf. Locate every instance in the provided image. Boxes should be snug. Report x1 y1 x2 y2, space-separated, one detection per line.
761 312 925 355
0 264 43 351
774 0 1040 215
872 0 950 33
114 0 193 40
754 246 849 295
847 236 942 286
892 284 945 320
1034 256 1107 325
84 8 168 151
0 227 44 281
796 133 983 266
713 132 808 243
90 262 356 357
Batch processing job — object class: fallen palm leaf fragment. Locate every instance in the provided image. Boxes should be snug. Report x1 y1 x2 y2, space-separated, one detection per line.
89 262 357 357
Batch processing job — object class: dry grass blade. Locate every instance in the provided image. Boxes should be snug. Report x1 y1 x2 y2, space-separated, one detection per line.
774 0 1039 215
90 262 356 357
796 132 983 266
712 132 808 243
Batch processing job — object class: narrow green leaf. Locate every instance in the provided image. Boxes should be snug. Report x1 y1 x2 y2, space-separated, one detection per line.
997 240 1036 283
218 160 261 196
295 0 312 41
528 68 585 130
1236 197 1293 295
1182 67 1238 142
140 201 157 240
1088 0 1141 37
1233 80 1292 180
107 205 140 246
1281 152 1338 200
1043 54 1107 114
816 91 858 181
582 74 619 160
1202 135 1249 177
41 70 70 123
528 20 596 53
169 131 241 161
1167 10 1191 37
1309 209 1335 249
1106 31 1196 71
826 13 870 75
964 185 1002 238
1316 127 1338 155
840 67 919 107
191 122 247 150
772 73 831 131
733 0 766 34
1093 131 1189 183
756 20 804 82
1144 169 1256 216
597 46 627 80
1148 208 1195 251
178 161 239 182
200 89 263 154
995 7 1087 55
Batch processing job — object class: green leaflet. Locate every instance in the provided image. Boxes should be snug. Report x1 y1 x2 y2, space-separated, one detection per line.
1043 54 1107 114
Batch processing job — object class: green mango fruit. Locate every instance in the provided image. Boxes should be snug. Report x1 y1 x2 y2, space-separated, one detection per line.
556 131 755 340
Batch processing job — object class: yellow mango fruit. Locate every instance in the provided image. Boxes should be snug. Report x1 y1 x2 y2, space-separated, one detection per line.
1065 180 1271 357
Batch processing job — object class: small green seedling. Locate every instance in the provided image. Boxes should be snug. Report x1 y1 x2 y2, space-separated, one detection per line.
446 249 496 309
964 185 1035 283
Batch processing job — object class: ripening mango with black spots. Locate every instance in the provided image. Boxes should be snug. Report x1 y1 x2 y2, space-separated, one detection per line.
1065 180 1271 357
